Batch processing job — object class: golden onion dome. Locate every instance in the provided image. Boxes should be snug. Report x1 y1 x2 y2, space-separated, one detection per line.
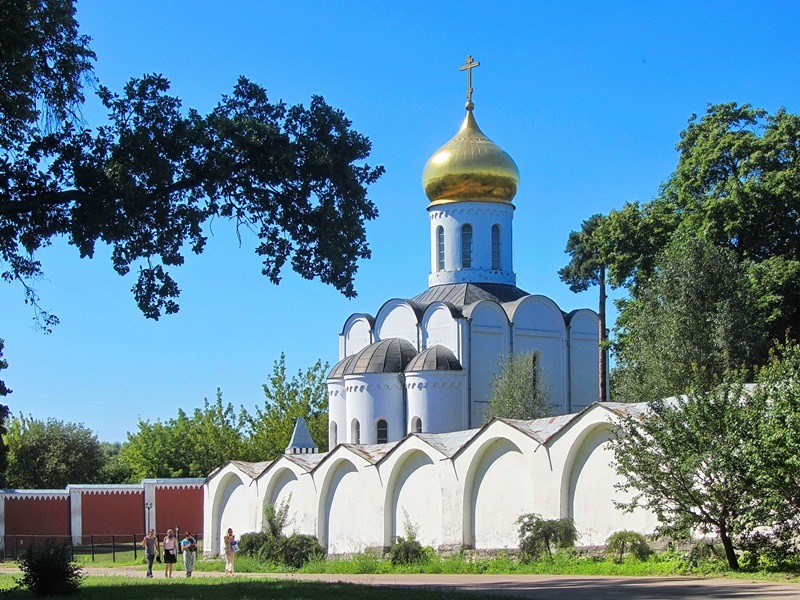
422 108 519 206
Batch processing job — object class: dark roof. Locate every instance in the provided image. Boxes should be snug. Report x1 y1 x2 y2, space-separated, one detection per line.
344 338 418 375
327 354 357 379
286 418 317 451
411 283 529 310
405 345 463 372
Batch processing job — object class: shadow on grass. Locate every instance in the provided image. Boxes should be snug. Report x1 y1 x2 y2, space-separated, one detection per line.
0 577 481 600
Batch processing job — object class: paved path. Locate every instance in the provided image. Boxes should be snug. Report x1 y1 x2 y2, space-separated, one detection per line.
11 565 796 599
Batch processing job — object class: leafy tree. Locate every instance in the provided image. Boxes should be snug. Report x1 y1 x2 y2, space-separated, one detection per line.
484 351 552 421
559 214 610 402
1 0 383 329
5 415 106 488
611 382 749 569
612 234 767 403
121 391 246 479
97 441 134 484
244 354 329 460
608 353 800 572
0 339 10 485
604 530 652 563
516 514 577 561
740 341 800 563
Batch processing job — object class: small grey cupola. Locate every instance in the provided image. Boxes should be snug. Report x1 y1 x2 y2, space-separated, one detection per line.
286 417 318 455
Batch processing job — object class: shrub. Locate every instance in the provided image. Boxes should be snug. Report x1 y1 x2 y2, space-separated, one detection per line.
238 531 272 557
280 533 325 568
16 539 84 596
390 536 426 565
517 514 577 562
390 508 428 566
605 530 653 562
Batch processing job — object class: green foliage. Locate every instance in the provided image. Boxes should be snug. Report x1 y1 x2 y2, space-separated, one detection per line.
517 514 578 562
5 415 105 488
97 442 133 483
16 538 84 596
390 510 427 566
244 354 329 459
605 530 652 563
237 499 323 569
264 495 293 540
613 340 800 572
237 531 272 558
1 0 383 329
612 234 767 402
0 339 9 485
121 390 247 479
485 352 552 421
279 534 325 569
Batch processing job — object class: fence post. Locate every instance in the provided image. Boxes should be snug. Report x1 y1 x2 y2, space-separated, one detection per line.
112 535 116 563
133 534 137 561
91 535 95 562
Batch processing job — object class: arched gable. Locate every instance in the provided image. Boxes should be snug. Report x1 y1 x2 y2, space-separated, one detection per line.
374 299 423 347
421 301 461 355
314 449 380 553
567 309 601 409
379 441 449 548
464 300 511 424
460 433 535 549
506 294 566 334
341 313 375 358
257 460 308 534
210 470 253 554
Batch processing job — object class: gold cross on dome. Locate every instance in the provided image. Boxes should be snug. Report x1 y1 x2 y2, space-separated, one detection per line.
459 55 481 104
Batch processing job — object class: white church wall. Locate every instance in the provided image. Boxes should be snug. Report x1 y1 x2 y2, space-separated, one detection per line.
381 447 445 549
421 303 459 354
406 371 467 433
344 374 404 443
260 466 302 534
327 379 346 448
316 453 384 554
568 310 602 409
374 300 420 347
549 405 659 546
455 424 539 549
466 301 510 427
428 204 515 286
341 314 374 359
508 295 569 415
209 468 260 554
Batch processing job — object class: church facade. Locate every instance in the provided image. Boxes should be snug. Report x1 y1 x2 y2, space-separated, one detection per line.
203 62 644 556
329 90 603 448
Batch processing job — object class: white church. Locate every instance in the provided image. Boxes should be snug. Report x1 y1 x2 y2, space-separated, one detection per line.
204 59 657 555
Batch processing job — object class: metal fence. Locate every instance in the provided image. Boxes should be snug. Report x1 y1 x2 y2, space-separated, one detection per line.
2 533 203 563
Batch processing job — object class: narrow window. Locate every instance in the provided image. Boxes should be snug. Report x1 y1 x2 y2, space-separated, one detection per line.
436 226 445 271
351 419 360 444
411 416 422 434
491 224 501 270
376 419 388 444
461 224 473 268
330 422 338 448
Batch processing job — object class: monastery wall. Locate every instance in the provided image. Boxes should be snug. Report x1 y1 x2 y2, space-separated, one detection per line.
204 402 659 556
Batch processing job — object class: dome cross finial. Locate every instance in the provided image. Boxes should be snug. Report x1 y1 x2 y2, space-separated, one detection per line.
459 55 480 110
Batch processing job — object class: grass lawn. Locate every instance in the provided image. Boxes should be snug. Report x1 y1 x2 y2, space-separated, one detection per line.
0 574 485 599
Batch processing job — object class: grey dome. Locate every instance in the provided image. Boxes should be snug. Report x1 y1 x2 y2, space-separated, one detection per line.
327 354 357 380
405 345 463 372
344 338 417 375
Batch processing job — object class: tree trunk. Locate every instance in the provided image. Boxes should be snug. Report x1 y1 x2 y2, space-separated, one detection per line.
598 265 608 402
719 527 740 571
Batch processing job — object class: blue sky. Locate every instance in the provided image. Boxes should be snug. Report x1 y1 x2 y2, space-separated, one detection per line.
2 1 799 442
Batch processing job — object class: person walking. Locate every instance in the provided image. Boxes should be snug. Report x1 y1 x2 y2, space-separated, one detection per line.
223 527 237 575
181 530 197 577
163 528 178 578
141 529 160 578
